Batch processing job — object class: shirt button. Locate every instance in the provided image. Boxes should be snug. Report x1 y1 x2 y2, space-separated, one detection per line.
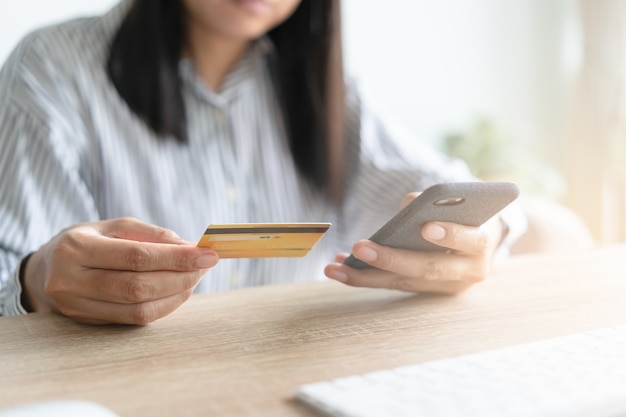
214 108 226 122
229 272 241 288
226 186 237 203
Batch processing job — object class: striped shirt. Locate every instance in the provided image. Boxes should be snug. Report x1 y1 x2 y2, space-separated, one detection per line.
0 1 526 316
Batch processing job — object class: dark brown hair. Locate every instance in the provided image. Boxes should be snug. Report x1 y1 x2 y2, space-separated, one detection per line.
107 0 345 200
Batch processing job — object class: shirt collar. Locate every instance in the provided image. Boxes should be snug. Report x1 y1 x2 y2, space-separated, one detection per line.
180 36 274 108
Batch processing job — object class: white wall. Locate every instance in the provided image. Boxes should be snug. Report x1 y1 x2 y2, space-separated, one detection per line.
342 0 576 147
343 0 500 144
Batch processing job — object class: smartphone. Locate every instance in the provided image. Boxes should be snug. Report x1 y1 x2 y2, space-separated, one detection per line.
343 181 520 269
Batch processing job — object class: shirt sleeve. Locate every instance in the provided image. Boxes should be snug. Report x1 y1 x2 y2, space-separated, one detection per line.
338 79 527 255
0 34 100 316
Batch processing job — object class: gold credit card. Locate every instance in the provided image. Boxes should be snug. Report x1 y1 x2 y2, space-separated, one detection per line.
197 223 331 258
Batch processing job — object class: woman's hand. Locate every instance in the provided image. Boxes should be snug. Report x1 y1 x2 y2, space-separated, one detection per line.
324 193 504 294
22 217 218 325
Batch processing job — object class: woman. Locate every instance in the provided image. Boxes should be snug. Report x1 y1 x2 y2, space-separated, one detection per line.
0 0 525 324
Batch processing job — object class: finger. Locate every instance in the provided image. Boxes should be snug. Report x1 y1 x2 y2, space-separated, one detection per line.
344 240 478 281
57 289 195 325
422 222 495 256
75 235 219 272
334 252 350 263
398 192 421 211
324 262 474 295
99 217 186 244
64 269 207 304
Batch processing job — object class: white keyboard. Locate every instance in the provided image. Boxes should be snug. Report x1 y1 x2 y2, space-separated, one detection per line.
296 325 626 417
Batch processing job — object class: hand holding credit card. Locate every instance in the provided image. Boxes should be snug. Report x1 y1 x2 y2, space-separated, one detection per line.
197 223 331 258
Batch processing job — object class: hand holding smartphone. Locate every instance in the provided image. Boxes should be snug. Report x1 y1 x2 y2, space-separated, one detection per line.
343 181 520 269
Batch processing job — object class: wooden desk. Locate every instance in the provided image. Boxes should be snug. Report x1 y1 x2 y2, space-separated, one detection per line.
1 245 626 416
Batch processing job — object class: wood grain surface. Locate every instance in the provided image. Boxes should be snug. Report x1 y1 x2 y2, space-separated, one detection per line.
1 244 625 416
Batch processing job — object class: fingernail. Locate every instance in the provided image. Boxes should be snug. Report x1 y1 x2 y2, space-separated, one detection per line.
327 270 348 282
197 253 218 268
355 246 378 262
424 223 446 241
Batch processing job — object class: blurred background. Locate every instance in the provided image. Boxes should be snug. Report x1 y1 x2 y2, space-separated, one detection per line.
1 0 624 244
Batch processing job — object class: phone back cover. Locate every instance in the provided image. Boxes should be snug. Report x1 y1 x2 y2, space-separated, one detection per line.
344 182 519 269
